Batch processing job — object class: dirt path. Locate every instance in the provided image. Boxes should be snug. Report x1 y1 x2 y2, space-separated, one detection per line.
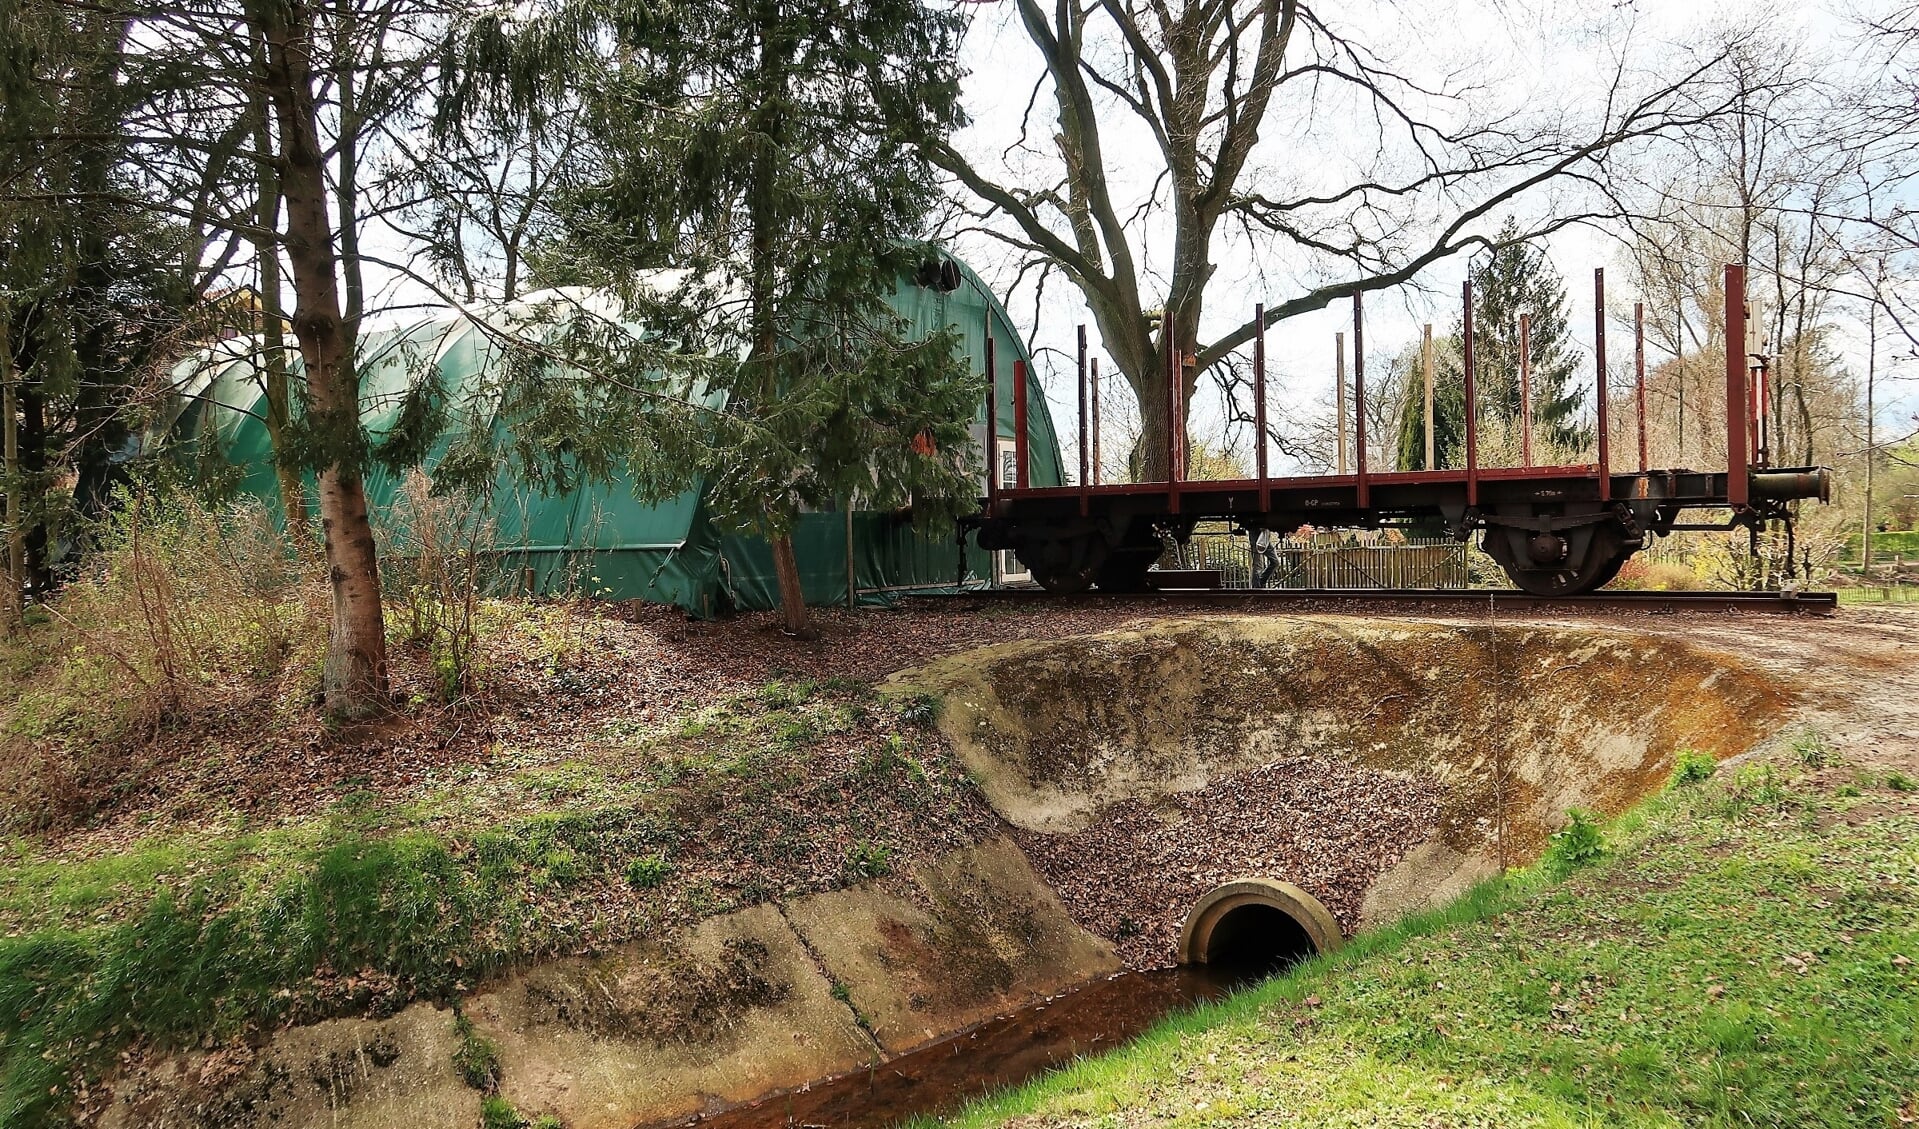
1496 605 1919 777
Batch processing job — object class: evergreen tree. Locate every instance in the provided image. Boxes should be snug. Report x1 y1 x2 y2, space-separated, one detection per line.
477 0 979 636
1397 222 1592 469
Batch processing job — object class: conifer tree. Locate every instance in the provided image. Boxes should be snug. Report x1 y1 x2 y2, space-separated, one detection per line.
1398 222 1592 469
500 0 980 636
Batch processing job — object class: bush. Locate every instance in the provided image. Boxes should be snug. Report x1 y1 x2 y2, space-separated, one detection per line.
1613 557 1697 591
1791 729 1831 768
380 471 495 702
624 853 672 889
1544 809 1607 877
1671 748 1718 786
0 491 325 831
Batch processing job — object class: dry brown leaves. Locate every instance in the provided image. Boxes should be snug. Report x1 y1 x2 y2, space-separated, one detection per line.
1016 756 1444 968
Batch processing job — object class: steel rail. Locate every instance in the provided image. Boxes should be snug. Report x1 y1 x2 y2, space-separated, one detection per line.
936 588 1839 615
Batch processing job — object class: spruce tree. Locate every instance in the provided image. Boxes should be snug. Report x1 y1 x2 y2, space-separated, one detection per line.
504 0 979 636
1398 222 1591 469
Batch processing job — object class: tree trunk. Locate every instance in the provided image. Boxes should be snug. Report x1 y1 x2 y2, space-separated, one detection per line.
1121 323 1190 482
247 47 310 544
254 0 387 716
1 307 23 633
769 530 810 636
749 0 809 638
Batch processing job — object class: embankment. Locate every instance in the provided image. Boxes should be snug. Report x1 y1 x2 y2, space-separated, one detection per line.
88 615 1787 1127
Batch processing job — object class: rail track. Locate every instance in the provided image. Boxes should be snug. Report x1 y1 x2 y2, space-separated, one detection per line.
942 586 1840 615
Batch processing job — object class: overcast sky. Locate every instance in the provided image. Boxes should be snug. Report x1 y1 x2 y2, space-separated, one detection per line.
936 0 1916 475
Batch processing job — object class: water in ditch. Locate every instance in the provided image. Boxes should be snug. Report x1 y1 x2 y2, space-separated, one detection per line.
662 963 1266 1129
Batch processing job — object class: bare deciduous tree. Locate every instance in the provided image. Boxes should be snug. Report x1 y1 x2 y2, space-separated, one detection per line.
933 1 1750 476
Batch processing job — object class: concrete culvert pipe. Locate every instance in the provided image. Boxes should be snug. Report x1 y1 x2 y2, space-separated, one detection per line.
1178 879 1342 976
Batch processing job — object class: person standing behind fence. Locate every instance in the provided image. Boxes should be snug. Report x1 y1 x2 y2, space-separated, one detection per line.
1250 527 1281 588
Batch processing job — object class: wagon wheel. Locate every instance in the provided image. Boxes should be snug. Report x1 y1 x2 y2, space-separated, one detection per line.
1021 532 1108 594
1496 523 1628 597
1093 523 1169 592
1095 547 1159 593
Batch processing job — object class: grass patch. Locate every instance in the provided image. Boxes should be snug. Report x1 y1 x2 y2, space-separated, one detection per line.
919 761 1919 1129
0 677 984 1126
1671 747 1718 785
1836 584 1919 605
452 1010 502 1091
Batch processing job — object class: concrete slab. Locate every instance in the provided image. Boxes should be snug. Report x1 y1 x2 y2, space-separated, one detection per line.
101 1002 476 1129
470 902 878 1129
779 837 1119 1053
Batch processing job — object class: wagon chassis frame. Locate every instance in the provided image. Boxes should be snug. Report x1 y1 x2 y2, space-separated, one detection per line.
962 264 1831 598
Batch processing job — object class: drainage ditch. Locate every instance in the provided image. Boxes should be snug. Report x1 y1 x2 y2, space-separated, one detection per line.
668 883 1334 1129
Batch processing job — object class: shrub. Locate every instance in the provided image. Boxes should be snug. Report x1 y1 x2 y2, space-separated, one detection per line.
1791 728 1831 768
1 491 325 831
380 471 495 702
845 840 893 879
1671 748 1717 786
1613 557 1697 591
1544 809 1607 877
624 853 672 889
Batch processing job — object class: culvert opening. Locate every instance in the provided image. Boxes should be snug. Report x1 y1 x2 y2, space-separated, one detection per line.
1200 902 1317 979
1178 878 1342 983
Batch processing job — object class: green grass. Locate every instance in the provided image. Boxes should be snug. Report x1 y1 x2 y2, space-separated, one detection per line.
0 679 970 1126
919 763 1919 1129
1846 530 1919 558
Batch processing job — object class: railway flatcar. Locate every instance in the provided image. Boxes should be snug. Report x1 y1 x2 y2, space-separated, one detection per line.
966 265 1830 596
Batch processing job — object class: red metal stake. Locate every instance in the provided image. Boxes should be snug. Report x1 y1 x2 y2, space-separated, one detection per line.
1254 303 1269 510
1012 358 1029 491
1173 329 1187 481
1077 324 1089 515
1634 302 1648 471
1595 268 1610 503
1353 293 1369 509
1519 313 1533 468
1090 357 1101 486
1165 323 1179 512
1463 280 1479 508
984 332 997 504
1725 264 1749 508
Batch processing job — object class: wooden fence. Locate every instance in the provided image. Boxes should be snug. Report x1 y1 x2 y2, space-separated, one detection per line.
1184 532 1472 590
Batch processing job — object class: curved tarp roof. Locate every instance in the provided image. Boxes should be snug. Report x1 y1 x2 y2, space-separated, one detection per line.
161 256 1062 613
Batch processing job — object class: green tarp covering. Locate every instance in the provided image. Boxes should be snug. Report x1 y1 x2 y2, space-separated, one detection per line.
161 255 1061 614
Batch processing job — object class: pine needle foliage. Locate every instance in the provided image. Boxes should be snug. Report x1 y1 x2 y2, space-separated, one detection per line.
1398 220 1592 469
444 0 980 629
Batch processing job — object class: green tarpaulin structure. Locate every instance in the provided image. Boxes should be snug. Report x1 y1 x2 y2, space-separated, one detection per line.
158 254 1062 615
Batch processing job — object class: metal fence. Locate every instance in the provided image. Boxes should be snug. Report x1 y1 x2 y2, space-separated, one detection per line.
1182 531 1473 590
